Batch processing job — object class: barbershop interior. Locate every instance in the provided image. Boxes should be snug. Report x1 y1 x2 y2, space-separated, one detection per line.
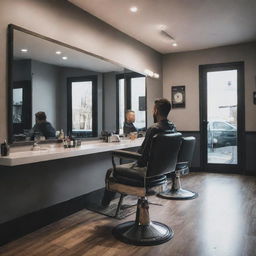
0 1 255 255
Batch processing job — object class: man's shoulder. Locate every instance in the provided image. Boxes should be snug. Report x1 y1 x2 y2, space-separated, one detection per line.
148 120 176 132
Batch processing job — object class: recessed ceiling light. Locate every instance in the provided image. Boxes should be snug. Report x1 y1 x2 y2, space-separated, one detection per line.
21 49 28 52
56 51 61 55
159 24 167 31
172 42 178 47
130 6 138 13
62 56 68 60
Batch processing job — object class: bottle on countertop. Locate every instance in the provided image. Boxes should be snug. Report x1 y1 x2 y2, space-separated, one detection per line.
59 129 65 140
1 140 10 156
68 135 75 148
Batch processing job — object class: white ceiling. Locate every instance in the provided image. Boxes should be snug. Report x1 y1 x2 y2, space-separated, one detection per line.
14 30 123 72
69 0 256 54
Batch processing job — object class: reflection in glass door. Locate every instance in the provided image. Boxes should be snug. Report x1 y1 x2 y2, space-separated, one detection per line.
200 62 244 173
207 70 237 164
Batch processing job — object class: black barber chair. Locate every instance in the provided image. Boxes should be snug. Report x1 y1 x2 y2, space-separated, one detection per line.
105 132 182 246
158 136 198 200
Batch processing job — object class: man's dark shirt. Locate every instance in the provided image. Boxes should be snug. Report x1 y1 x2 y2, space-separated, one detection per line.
137 119 176 167
123 121 137 135
31 121 56 139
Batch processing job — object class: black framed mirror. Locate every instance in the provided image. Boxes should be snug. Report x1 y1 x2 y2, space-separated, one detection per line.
7 24 146 145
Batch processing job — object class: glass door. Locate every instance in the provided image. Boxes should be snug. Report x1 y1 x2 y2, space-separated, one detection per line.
200 62 244 173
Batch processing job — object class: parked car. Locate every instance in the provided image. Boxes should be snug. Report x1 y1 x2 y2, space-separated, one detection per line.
208 121 237 147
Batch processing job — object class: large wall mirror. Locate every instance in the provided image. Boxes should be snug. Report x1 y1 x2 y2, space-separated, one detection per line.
8 24 146 144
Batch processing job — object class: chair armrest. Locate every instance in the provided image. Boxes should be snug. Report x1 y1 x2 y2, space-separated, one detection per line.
112 150 142 160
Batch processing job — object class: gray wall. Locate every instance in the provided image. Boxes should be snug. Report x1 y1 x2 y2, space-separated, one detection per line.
0 0 162 141
103 72 118 131
163 42 256 132
31 60 59 128
13 59 31 82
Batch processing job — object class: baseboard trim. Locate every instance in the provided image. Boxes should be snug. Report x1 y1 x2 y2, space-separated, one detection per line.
0 189 103 246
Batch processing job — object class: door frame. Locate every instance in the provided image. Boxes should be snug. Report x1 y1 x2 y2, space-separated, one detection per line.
199 62 245 173
116 72 147 132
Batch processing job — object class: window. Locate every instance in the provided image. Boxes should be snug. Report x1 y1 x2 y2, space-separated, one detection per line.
67 76 97 138
13 88 23 124
12 80 32 136
117 73 146 132
131 77 146 129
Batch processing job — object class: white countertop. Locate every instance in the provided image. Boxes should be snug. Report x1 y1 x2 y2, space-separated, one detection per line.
0 138 144 166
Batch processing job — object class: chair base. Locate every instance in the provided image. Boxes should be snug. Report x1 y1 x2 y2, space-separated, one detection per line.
158 188 198 200
112 220 173 246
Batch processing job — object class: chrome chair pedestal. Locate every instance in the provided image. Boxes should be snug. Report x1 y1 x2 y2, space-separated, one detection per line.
158 170 198 200
112 197 173 246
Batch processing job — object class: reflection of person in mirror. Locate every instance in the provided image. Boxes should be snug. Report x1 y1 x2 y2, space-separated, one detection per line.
123 110 137 135
30 112 56 140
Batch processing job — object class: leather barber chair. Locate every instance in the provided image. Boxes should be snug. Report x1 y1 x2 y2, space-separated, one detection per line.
105 132 182 246
158 136 198 200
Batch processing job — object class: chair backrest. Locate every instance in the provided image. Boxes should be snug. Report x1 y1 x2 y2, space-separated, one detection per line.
146 132 182 178
178 137 196 164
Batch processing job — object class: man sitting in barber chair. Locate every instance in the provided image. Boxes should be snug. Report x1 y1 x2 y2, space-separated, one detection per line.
102 98 177 207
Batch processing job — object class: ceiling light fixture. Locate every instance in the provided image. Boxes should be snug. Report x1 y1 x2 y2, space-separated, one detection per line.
159 24 167 31
21 49 28 52
144 69 160 79
144 69 154 77
56 51 62 55
62 56 68 60
130 6 138 13
153 73 160 79
161 30 178 47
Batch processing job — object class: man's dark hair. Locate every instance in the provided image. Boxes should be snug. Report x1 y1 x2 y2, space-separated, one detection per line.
154 98 172 117
35 111 47 121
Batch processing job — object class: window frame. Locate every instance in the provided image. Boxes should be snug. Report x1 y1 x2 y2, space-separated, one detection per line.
67 76 98 138
116 72 147 132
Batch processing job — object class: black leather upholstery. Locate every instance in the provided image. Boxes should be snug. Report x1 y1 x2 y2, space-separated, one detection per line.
158 136 198 200
146 133 182 178
112 162 167 187
112 133 182 188
177 137 196 164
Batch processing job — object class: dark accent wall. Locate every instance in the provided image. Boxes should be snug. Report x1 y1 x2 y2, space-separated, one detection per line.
245 132 256 175
0 152 112 225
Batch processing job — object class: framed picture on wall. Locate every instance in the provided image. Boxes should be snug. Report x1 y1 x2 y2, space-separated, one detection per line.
171 85 185 108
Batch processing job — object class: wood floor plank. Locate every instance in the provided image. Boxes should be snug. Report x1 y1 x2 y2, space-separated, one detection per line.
0 173 255 256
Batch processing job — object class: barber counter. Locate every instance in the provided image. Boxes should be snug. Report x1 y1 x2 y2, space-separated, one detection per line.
0 138 143 245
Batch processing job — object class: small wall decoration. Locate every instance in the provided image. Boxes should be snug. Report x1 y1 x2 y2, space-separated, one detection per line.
139 96 146 111
171 85 185 108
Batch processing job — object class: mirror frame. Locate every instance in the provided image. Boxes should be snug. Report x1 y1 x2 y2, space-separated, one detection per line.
7 24 147 145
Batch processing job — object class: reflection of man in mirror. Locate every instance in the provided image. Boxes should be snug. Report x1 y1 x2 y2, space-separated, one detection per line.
30 112 56 140
123 110 137 135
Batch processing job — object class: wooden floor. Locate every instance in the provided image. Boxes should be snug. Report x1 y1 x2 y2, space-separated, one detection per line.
0 172 255 256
